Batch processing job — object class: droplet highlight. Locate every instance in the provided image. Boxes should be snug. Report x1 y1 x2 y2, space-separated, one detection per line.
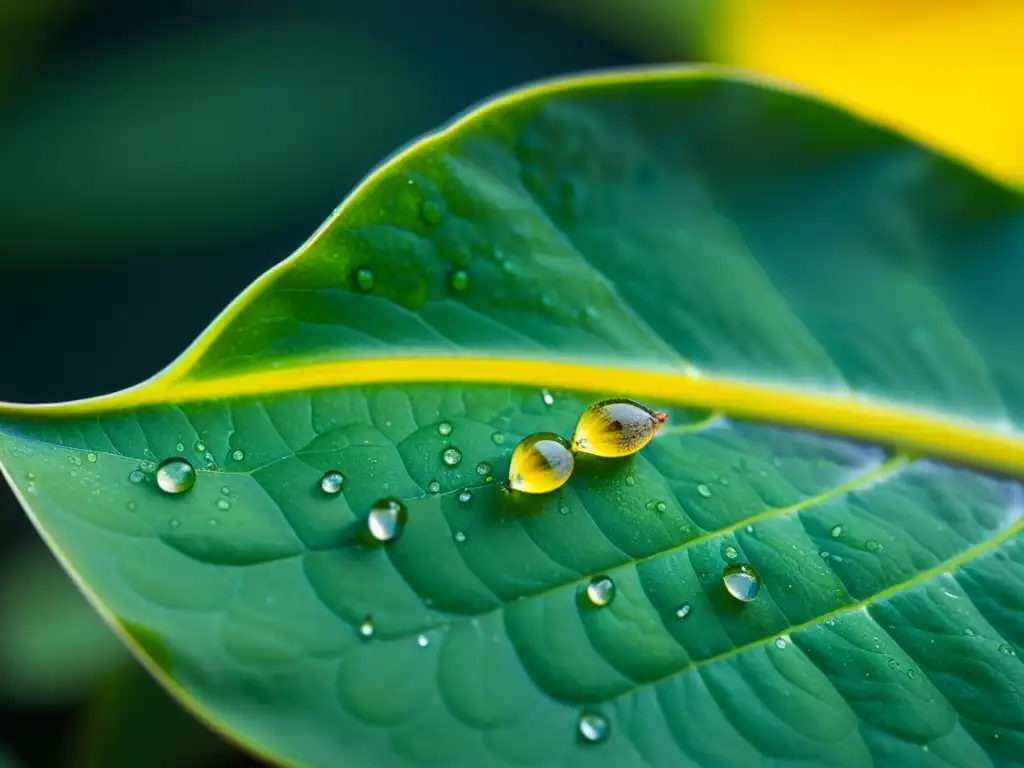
830 525 843 538
155 458 196 495
722 562 761 603
453 530 467 543
676 603 692 619
358 617 375 638
541 389 555 406
585 576 615 607
320 471 345 495
366 498 408 543
578 712 609 744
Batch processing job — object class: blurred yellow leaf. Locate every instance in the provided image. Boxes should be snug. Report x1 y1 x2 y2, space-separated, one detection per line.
714 0 1024 183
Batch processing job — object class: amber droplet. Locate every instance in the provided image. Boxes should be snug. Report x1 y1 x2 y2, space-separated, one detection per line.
508 432 574 494
572 398 667 457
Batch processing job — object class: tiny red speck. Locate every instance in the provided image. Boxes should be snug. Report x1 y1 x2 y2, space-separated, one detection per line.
654 411 669 424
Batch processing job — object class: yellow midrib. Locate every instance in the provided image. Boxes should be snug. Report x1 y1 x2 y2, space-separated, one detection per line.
1 355 1023 478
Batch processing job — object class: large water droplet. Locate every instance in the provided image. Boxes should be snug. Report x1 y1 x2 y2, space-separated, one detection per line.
156 458 196 495
585 576 615 607
355 267 375 292
320 471 345 495
676 603 692 619
367 498 408 543
442 447 463 467
358 616 375 638
578 712 609 744
508 432 573 494
438 421 453 436
449 268 469 292
722 563 761 603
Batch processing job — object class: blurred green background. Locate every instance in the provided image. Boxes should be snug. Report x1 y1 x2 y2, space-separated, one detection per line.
0 0 678 765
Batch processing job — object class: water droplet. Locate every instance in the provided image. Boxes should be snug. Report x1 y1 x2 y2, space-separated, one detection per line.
169 518 180 528
367 498 408 543
491 432 506 445
231 449 245 462
718 475 730 486
476 462 491 476
558 505 570 515
320 471 345 495
126 501 136 512
745 524 754 534
195 441 206 453
86 452 97 463
722 562 761 603
578 712 609 744
964 628 977 637
139 460 156 473
585 576 615 607
156 458 196 495
458 488 473 504
830 525 843 538
454 530 467 543
216 498 231 511
508 432 574 494
427 480 441 494
442 447 463 467
355 267 375 292
208 518 218 527
449 267 469 292
696 483 712 498
416 634 429 647
68 454 82 466
888 658 900 670
437 421 453 436
723 545 738 561
541 388 555 406
655 501 667 513
774 638 787 649
175 442 185 452
999 644 1016 657
820 550 831 559
625 475 636 487
420 199 443 224
772 457 783 467
865 540 880 552
358 617 374 638
676 603 692 619
907 669 917 680
129 470 145 484
221 486 231 497
572 398 667 457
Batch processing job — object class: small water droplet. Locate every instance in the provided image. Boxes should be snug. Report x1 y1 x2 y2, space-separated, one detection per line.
129 470 145 484
964 628 977 637
491 432 506 445
442 447 462 467
358 617 374 638
888 658 900 670
139 460 156 473
367 498 408 543
723 545 738 561
696 483 712 498
86 452 97 463
722 562 761 603
907 669 917 680
585 576 615 607
558 505 570 515
421 199 443 224
195 441 206 453
355 267 375 292
541 389 554 406
655 501 667 513
745 524 754 534
416 634 429 647
458 488 473 504
231 449 245 462
68 454 82 466
476 462 491 476
437 421 453 436
624 475 636 487
126 501 136 512
427 480 441 494
221 486 231 496
454 530 467 543
320 471 345 495
216 498 231 511
676 603 692 619
449 267 469 292
831 525 843 538
820 550 831 559
718 475 730 486
865 540 880 552
774 638 787 649
175 442 185 452
208 518 218 527
156 458 196 495
772 457 783 467
167 518 181 530
578 712 609 744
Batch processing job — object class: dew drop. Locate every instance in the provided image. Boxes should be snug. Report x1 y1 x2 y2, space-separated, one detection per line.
775 638 787 649
655 501 667 513
139 460 156 473
420 199 443 224
320 471 345 495
558 505 570 515
585 576 615 607
169 518 180 528
175 442 185 452
722 545 738 561
831 525 843 538
453 530 467 543
907 669 917 680
358 617 375 638
722 562 761 603
476 462 491 476
216 498 231 511
449 267 469 292
416 634 429 648
491 432 506 445
221 486 231 496
427 480 441 494
697 483 712 498
231 449 245 462
458 488 473 504
772 457 783 467
676 603 692 619
718 475 730 486
964 627 977 637
156 458 196 495
86 452 97 463
126 501 136 512
68 455 82 466
888 659 900 670
208 518 218 527
355 267 375 292
129 470 145 484
999 644 1016 657
578 712 609 744
438 421 453 436
195 441 206 453
624 475 636 487
541 389 555 406
367 498 408 543
865 540 880 552
442 447 463 467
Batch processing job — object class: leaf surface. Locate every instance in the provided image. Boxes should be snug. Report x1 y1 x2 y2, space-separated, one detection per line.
2 68 1024 767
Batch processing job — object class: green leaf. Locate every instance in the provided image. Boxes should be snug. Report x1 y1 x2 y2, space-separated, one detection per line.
2 67 1024 767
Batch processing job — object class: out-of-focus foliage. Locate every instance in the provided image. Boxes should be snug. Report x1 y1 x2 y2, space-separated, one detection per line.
542 0 1024 184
